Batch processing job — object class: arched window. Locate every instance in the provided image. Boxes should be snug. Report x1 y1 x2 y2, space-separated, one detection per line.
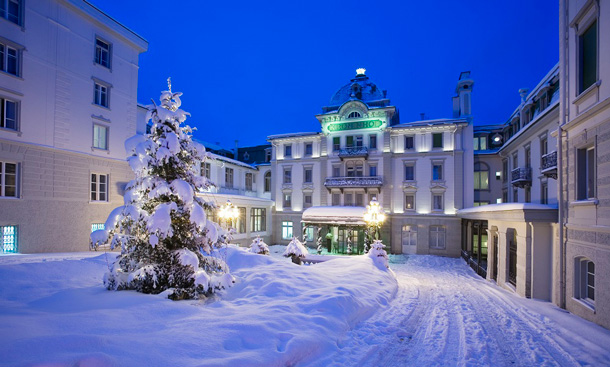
264 171 271 192
575 257 595 305
348 111 361 119
474 162 489 190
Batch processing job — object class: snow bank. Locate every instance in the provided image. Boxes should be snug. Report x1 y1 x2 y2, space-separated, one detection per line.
0 249 397 367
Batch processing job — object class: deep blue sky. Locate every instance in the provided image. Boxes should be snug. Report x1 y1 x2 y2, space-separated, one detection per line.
93 0 558 148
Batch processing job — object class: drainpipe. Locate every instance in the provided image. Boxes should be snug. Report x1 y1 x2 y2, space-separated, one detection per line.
558 0 567 309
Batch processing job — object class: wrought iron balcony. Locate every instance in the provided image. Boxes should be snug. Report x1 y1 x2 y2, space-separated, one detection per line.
324 176 382 188
541 150 557 179
511 167 532 188
338 146 368 159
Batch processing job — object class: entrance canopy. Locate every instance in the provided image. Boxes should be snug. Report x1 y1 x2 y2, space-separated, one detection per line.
302 206 367 226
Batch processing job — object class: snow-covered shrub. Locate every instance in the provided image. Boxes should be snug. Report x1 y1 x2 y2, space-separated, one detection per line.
368 240 389 269
283 237 308 264
91 81 234 300
248 236 269 255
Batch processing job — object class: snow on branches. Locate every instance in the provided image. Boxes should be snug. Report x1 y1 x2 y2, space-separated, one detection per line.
248 236 270 255
368 240 389 269
91 80 233 300
283 237 309 265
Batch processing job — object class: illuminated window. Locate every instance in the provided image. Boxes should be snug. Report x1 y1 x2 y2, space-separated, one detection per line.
405 195 415 210
283 193 291 208
305 227 314 241
90 173 108 202
93 124 108 150
282 221 293 239
236 207 246 233
91 223 105 232
474 162 489 190
1 225 17 253
473 136 487 151
250 208 266 232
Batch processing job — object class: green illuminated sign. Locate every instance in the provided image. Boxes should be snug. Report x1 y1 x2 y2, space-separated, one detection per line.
327 119 383 132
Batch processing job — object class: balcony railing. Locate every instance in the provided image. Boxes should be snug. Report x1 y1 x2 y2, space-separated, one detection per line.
541 150 557 179
338 146 368 159
511 167 532 188
324 176 382 188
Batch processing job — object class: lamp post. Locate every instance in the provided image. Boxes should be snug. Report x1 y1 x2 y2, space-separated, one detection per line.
363 197 386 252
218 199 239 230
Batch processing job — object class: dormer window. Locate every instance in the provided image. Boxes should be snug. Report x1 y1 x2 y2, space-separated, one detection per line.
348 111 361 119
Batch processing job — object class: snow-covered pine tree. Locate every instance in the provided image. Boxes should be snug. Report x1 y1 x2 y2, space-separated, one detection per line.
90 80 233 300
368 240 389 269
248 236 269 255
283 237 309 265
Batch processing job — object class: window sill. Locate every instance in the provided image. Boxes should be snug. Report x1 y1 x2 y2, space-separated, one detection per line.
89 200 109 204
570 199 599 207
573 80 601 105
572 297 596 312
92 103 111 111
91 147 110 154
93 62 112 72
0 196 20 200
0 70 23 80
0 127 21 136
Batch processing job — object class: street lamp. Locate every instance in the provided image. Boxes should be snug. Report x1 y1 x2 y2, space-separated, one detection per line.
218 199 239 229
364 197 386 249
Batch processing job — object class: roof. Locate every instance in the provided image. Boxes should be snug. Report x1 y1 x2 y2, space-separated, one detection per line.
323 70 390 112
267 132 320 141
391 118 468 129
302 206 367 226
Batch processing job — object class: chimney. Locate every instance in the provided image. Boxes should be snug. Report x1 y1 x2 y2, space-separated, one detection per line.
234 140 239 160
420 113 426 120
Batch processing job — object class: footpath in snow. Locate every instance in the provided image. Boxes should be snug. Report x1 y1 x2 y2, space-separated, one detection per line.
314 255 610 367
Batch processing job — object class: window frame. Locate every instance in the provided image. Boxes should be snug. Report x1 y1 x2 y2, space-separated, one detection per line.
474 162 490 191
432 133 444 149
0 160 18 198
432 193 444 211
282 221 294 240
94 36 112 69
405 194 415 210
576 145 596 200
578 19 598 95
303 193 312 208
0 224 18 253
283 193 292 209
432 162 443 181
404 135 414 150
264 171 271 192
0 0 22 26
404 164 415 181
429 225 446 249
304 142 313 156
283 167 292 184
245 172 253 191
225 167 234 188
369 134 377 150
284 144 292 158
92 123 109 151
93 80 111 108
0 96 18 132
90 173 109 202
250 208 266 232
0 38 22 77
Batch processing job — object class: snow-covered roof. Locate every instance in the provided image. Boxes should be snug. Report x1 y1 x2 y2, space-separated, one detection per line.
267 132 320 141
458 203 558 222
326 72 388 109
391 118 468 129
302 206 367 226
209 153 257 170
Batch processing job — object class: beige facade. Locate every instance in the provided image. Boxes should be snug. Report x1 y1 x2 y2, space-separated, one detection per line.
560 0 610 329
268 70 474 256
0 0 147 253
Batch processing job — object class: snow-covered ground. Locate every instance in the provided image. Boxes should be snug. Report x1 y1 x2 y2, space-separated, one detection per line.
1 249 609 366
0 247 396 366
